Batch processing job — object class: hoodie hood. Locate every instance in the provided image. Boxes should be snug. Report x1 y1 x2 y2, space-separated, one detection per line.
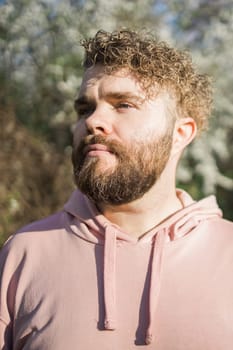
63 189 222 345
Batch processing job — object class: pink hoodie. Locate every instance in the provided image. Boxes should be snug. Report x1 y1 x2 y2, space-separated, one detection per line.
0 189 233 349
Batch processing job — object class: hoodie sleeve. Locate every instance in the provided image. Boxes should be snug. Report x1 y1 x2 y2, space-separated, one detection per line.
0 239 16 350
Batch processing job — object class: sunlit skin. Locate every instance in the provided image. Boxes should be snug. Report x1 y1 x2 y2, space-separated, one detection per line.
73 65 197 238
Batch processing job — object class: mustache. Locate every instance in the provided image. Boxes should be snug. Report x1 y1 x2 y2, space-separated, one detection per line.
75 135 124 156
72 135 128 170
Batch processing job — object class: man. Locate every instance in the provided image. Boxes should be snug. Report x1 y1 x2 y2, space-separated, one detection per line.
0 29 232 350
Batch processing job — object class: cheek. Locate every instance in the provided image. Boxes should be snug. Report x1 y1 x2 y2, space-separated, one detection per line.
123 126 161 144
73 121 87 147
125 117 168 142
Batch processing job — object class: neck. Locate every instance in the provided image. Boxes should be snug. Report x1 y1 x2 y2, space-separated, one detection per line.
98 179 183 239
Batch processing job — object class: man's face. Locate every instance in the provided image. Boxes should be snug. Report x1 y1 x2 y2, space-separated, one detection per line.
72 65 175 205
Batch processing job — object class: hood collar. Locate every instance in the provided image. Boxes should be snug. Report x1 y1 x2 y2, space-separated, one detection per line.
64 189 222 244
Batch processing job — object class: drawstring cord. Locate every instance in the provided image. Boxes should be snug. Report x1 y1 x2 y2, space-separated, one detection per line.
103 226 117 330
103 225 168 344
145 228 168 345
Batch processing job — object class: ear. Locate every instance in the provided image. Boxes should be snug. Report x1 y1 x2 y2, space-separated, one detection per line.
171 117 197 156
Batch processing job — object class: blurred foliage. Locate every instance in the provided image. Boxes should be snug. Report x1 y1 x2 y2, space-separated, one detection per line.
0 104 74 246
0 0 232 246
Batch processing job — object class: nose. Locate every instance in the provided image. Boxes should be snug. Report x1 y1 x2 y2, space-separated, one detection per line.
85 108 113 136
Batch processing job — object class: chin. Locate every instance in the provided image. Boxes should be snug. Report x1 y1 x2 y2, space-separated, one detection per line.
94 156 117 172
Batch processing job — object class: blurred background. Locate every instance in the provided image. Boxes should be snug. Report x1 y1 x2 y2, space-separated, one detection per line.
0 0 233 246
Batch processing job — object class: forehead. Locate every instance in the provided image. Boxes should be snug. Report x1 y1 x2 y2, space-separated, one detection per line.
79 65 150 98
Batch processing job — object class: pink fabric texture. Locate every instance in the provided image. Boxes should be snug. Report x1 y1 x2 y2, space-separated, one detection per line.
0 189 233 349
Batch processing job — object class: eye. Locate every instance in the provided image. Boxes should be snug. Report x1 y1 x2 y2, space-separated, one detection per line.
115 102 133 110
76 105 95 119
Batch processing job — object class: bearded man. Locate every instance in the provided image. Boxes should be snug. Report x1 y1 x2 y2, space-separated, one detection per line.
0 29 233 350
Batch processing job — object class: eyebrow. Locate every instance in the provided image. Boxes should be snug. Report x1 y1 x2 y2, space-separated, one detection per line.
74 92 145 108
104 92 145 103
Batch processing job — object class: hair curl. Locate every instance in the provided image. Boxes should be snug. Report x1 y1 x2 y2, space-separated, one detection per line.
81 29 212 132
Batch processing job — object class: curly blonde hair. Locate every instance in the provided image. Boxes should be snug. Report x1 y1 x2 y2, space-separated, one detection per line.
81 29 212 132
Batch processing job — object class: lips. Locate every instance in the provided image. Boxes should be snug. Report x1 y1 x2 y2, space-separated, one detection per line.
84 143 113 156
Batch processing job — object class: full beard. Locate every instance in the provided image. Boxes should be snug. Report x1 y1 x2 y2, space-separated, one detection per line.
72 133 173 205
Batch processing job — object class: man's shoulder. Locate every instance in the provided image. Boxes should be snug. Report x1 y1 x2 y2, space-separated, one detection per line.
200 216 233 244
1 211 67 254
17 210 65 234
208 216 233 231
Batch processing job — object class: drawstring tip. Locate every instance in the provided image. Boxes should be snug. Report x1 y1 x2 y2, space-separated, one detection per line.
145 333 153 345
104 319 116 330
